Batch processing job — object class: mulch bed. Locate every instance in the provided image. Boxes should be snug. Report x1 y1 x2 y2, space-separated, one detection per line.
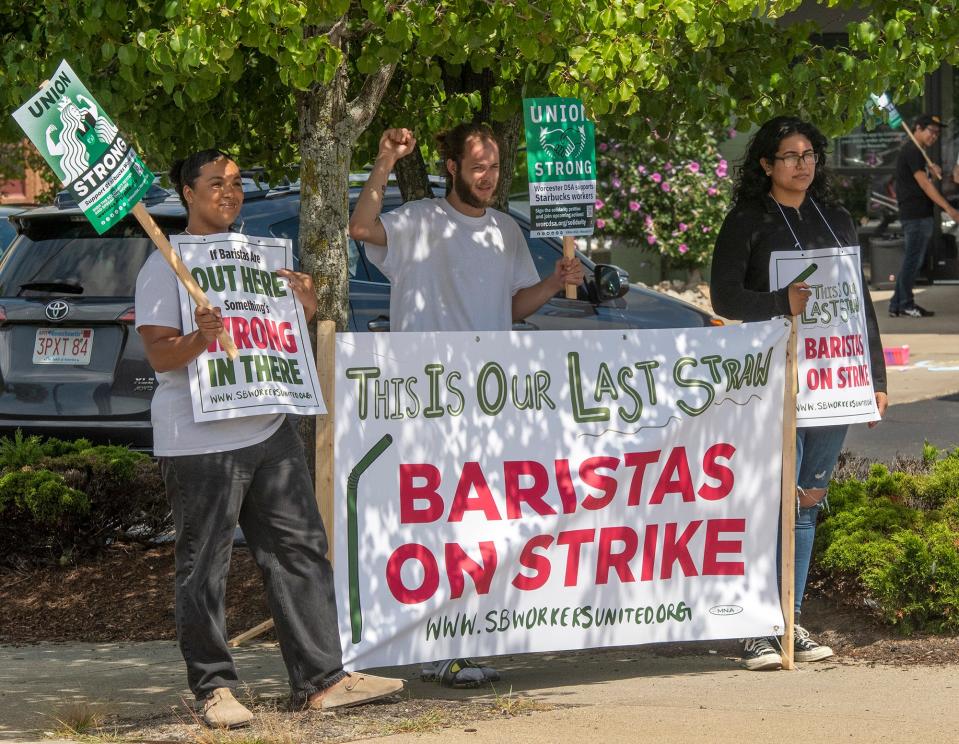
0 542 271 644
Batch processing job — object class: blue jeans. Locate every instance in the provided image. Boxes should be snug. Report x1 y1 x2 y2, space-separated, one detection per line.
890 216 934 312
779 425 849 614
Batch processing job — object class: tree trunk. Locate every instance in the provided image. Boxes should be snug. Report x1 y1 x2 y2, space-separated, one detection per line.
491 109 522 213
294 39 395 476
394 145 432 202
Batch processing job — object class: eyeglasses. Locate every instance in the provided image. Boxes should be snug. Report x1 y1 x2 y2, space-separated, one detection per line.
772 150 819 168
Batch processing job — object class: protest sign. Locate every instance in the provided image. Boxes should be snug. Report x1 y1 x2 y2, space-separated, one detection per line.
10 59 237 357
770 247 880 427
333 321 790 669
12 60 152 234
173 233 325 421
523 97 596 238
870 92 938 177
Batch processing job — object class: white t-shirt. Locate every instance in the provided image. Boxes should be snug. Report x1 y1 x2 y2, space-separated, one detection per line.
366 198 540 332
135 250 284 457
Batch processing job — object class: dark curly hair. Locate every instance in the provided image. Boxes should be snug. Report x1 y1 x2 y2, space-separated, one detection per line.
732 116 834 207
168 149 235 210
436 122 501 191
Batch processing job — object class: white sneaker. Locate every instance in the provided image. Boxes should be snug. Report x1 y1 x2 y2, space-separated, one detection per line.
741 637 783 671
794 625 835 662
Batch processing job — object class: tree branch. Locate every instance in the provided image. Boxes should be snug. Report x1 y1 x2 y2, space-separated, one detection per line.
347 62 397 139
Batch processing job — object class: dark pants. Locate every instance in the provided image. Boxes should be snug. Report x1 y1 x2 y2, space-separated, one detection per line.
160 420 345 702
890 216 934 312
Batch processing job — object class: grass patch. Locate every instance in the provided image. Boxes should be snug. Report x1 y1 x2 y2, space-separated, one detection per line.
489 686 549 717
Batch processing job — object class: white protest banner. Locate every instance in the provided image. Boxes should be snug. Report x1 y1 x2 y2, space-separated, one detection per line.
173 233 325 421
333 322 790 669
770 247 880 427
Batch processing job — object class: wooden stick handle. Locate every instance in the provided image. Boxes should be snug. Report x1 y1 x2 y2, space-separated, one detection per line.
899 121 940 179
562 235 577 300
131 202 238 359
228 618 274 647
779 317 798 670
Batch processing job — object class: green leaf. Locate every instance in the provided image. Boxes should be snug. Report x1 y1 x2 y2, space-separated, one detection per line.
117 44 137 66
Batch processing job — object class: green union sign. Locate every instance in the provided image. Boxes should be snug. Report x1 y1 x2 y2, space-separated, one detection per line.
523 97 596 238
12 60 153 234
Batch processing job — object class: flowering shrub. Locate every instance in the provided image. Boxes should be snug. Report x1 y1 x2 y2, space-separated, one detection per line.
594 129 732 271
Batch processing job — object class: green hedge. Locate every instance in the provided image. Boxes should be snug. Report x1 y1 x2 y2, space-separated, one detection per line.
816 448 959 633
0 431 169 565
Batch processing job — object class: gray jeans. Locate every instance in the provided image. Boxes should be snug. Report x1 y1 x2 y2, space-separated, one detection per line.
160 419 345 702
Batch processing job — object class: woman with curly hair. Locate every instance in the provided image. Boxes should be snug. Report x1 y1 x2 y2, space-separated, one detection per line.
710 116 888 670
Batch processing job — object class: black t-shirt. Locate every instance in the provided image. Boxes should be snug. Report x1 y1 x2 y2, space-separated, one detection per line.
895 141 933 219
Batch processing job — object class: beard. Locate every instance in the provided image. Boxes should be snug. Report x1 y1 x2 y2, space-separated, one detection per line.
453 169 494 209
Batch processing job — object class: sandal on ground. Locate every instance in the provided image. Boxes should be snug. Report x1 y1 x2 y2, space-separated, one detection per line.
423 658 500 688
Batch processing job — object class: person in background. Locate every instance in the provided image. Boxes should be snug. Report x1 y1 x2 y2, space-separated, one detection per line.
890 114 959 317
711 116 888 671
135 149 403 728
349 123 584 685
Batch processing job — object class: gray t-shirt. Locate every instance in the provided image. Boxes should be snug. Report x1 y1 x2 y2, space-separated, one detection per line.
366 198 540 332
135 250 283 457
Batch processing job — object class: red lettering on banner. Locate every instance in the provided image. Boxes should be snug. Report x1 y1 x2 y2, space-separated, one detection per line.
837 364 870 388
702 518 746 575
386 543 439 604
553 459 579 514
504 460 554 519
804 334 865 360
640 523 659 581
448 462 501 521
660 520 702 579
445 542 498 598
624 450 661 506
698 443 736 501
556 528 596 586
512 534 554 590
579 456 620 510
596 526 638 584
649 447 695 505
399 463 444 523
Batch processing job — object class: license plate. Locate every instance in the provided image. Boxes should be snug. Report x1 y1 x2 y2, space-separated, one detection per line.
32 328 94 365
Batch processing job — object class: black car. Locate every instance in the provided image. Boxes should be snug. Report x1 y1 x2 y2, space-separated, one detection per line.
0 182 718 450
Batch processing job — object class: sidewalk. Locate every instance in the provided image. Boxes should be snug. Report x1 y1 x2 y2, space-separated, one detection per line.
844 283 959 460
2 641 958 743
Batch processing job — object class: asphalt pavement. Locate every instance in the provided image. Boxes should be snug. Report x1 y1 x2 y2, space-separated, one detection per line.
844 283 959 460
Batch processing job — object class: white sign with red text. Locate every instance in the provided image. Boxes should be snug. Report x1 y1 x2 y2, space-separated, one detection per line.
173 233 325 422
333 322 789 669
770 246 880 427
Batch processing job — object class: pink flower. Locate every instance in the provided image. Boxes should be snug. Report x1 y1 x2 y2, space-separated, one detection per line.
702 225 711 233
613 209 622 219
612 178 621 189
646 234 657 245
651 172 662 183
678 222 688 232
599 142 609 152
661 182 671 192
687 161 701 173
628 200 641 212
707 186 718 196
595 199 605 209
678 243 689 254
644 214 654 227
727 127 737 138
596 219 606 229
665 161 674 171
629 185 638 193
637 165 646 174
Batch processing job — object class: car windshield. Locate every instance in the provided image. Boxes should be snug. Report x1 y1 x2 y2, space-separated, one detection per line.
0 234 154 297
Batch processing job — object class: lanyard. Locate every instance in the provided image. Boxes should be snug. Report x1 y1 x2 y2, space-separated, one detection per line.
771 196 844 251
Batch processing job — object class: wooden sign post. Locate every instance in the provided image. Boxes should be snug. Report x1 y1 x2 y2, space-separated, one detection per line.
779 317 798 670
229 319 335 648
